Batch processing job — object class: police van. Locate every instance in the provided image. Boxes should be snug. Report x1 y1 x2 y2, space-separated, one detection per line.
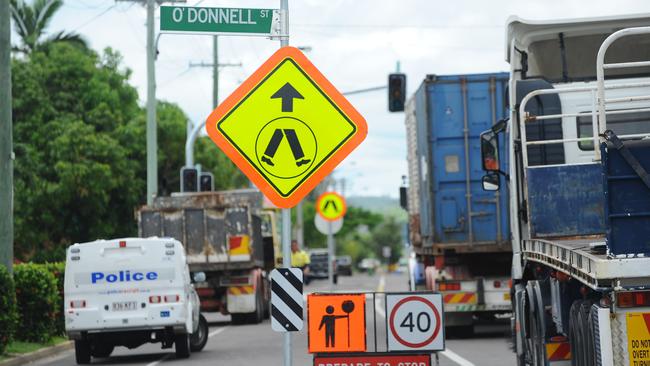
64 238 208 364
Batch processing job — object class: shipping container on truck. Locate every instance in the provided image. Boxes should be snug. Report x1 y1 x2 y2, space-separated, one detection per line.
480 14 650 366
404 72 512 333
137 189 279 325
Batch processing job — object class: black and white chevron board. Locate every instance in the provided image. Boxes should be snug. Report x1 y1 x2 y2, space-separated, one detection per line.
270 268 304 332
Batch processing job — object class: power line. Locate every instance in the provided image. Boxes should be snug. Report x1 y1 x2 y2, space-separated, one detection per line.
70 4 116 32
293 23 502 30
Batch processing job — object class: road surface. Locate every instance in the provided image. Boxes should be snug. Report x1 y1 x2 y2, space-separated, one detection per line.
33 271 515 366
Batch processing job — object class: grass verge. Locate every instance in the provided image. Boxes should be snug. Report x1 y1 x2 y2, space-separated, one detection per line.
1 336 68 359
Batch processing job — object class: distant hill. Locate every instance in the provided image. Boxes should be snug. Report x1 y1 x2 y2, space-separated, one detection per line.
347 195 407 221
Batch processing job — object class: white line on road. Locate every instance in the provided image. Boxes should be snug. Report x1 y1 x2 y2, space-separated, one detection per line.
146 354 172 366
374 275 475 366
209 325 230 338
440 349 476 366
146 325 230 366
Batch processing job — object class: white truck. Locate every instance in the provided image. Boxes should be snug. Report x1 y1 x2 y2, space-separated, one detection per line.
64 238 208 364
480 14 650 366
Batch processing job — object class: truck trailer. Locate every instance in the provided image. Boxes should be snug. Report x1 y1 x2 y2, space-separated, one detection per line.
480 14 650 366
404 72 512 333
137 189 279 325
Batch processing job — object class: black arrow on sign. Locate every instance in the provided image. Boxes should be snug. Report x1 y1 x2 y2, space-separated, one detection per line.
323 200 338 213
271 83 304 112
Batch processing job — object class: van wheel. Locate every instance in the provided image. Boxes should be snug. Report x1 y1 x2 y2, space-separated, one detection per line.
175 333 190 359
190 315 209 352
92 343 114 358
231 314 247 325
247 287 264 324
74 340 91 365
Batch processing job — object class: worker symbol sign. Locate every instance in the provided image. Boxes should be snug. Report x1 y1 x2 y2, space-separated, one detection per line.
308 293 366 353
386 293 444 352
206 47 367 208
316 191 347 221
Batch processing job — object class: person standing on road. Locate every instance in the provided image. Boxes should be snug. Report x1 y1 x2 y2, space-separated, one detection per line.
291 239 311 285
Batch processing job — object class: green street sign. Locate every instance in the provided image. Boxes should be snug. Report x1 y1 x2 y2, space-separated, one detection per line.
160 6 280 36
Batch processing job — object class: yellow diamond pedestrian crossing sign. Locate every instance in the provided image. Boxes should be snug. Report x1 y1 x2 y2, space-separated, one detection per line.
206 47 367 208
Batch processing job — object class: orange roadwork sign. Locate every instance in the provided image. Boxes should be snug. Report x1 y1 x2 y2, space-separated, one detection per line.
308 293 366 353
206 47 367 208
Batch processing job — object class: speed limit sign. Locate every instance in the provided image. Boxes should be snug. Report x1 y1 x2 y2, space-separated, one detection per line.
385 293 444 352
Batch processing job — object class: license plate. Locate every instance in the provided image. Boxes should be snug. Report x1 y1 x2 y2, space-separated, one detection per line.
504 293 511 301
112 301 138 311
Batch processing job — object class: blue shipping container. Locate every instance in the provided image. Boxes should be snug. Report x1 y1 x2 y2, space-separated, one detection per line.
413 73 510 246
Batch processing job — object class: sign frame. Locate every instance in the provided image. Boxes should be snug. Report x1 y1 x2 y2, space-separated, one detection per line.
206 46 367 208
313 352 432 366
385 292 445 353
316 191 347 221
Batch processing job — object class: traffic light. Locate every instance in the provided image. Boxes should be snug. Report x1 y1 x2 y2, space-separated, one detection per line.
180 167 198 192
388 73 406 112
200 172 214 192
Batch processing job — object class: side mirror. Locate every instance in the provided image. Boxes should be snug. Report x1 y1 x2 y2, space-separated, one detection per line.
482 173 500 191
480 130 500 171
193 272 206 283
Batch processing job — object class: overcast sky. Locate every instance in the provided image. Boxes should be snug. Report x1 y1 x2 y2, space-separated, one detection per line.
38 0 649 197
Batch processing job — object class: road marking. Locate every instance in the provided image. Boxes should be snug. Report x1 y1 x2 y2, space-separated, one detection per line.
440 349 476 366
374 275 475 366
209 325 230 338
145 326 229 366
146 354 172 366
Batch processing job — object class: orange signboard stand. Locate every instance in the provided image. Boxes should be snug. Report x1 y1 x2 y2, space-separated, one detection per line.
307 293 366 353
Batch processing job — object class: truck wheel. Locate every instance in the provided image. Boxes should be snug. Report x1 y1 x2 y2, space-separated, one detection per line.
578 300 596 366
74 340 91 365
190 314 209 352
91 343 114 358
175 333 191 359
248 287 264 324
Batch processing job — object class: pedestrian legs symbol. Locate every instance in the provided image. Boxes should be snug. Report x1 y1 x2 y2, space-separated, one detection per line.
261 129 311 167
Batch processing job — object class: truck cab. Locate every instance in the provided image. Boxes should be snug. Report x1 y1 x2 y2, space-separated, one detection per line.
481 14 650 366
64 238 208 364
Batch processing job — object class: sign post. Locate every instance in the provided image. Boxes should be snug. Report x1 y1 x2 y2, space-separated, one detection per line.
316 191 347 288
327 220 335 288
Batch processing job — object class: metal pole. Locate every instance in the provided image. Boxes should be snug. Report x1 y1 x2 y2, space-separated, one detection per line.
327 221 334 288
280 2 291 366
146 0 157 205
296 202 304 249
212 35 219 109
0 0 13 272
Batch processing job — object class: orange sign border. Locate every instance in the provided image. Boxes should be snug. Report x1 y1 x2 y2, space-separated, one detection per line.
307 293 367 354
205 46 367 208
316 191 347 222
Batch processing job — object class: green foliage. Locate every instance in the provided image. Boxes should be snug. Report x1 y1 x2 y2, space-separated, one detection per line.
13 264 58 343
0 266 18 355
41 263 65 335
369 216 403 264
10 0 87 54
12 44 141 260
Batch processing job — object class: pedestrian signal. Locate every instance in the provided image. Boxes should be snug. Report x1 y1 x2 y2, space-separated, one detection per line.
181 167 198 192
388 73 406 112
307 293 366 353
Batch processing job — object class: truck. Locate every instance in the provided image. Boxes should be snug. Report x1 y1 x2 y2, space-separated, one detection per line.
404 72 512 334
137 189 279 325
480 14 650 366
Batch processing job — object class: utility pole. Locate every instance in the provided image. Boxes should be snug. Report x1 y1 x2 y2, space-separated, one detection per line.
188 38 242 110
0 0 13 272
118 0 186 204
146 0 157 205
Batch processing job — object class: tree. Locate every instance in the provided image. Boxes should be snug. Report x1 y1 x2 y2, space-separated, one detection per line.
10 0 86 54
12 43 141 261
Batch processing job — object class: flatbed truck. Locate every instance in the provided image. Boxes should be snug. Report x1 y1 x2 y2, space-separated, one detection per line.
481 14 650 366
